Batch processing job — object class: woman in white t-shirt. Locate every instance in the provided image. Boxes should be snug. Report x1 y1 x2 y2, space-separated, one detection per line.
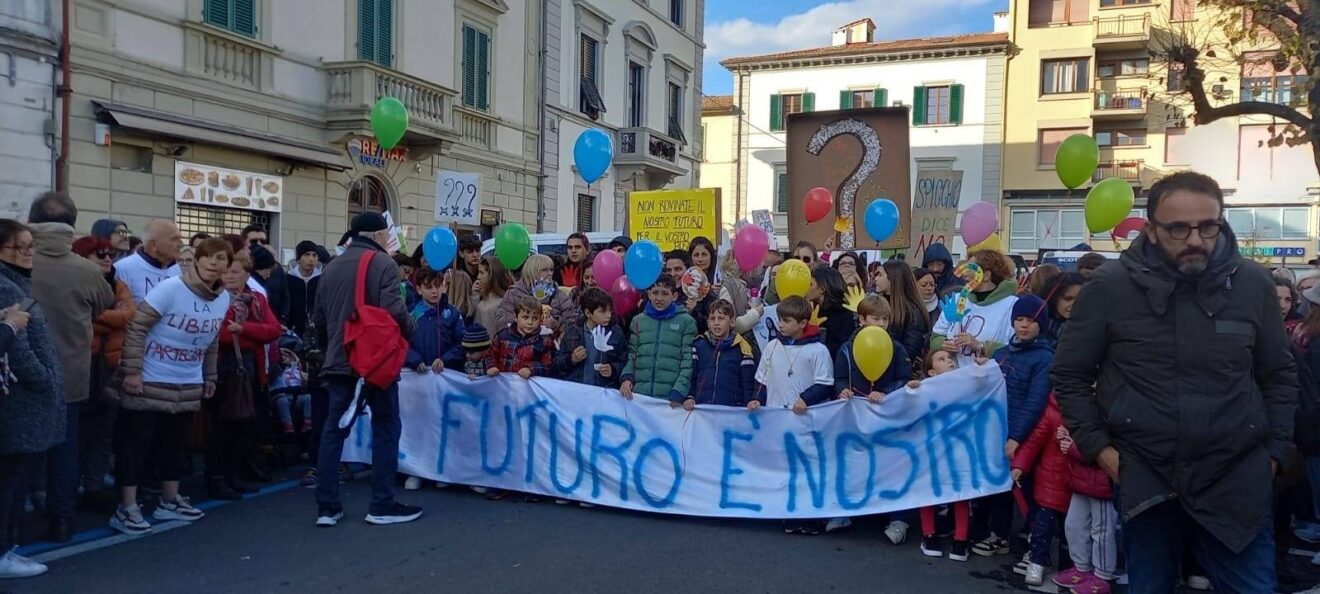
109 238 233 537
929 249 1020 368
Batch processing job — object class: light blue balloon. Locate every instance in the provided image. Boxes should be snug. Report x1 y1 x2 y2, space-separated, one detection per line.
422 227 458 271
624 239 663 290
864 198 901 243
574 128 614 184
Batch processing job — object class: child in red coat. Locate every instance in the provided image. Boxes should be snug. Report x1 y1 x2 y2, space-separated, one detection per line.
1051 427 1118 594
1010 394 1072 586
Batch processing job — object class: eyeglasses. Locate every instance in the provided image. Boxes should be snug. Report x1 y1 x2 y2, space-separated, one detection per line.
1153 219 1222 241
94 250 113 259
2 244 34 254
115 229 131 237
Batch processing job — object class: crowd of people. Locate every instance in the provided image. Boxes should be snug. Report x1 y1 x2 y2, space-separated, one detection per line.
0 171 1311 593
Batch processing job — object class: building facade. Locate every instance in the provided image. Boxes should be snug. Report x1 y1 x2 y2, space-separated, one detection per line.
540 0 704 235
697 94 736 227
722 21 1010 255
1001 0 1318 263
1 0 59 220
62 0 541 254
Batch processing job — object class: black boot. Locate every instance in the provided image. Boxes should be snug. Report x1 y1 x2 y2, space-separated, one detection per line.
48 517 72 543
206 477 241 501
226 476 257 494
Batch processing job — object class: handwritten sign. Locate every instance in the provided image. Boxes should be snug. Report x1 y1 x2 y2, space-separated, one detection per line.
434 171 482 226
907 170 963 263
628 188 721 251
343 363 1010 518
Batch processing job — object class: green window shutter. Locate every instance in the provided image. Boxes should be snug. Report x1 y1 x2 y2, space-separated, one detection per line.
461 25 476 108
875 88 888 108
950 84 964 125
359 0 376 61
233 0 255 37
802 92 815 112
776 171 789 212
475 29 490 111
376 0 393 67
204 0 230 28
839 90 853 109
769 94 783 131
912 86 927 125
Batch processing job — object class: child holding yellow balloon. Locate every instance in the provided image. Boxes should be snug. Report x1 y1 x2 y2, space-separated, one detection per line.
833 296 913 403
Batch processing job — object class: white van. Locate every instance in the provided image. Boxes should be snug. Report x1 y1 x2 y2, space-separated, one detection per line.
479 232 621 259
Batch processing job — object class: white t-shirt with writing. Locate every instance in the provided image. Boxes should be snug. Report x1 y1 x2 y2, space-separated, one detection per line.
115 252 181 304
140 277 229 385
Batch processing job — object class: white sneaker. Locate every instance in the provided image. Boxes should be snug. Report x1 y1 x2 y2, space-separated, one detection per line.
110 504 153 536
884 520 909 545
403 476 422 491
825 517 853 533
578 502 595 508
434 481 450 489
554 499 569 505
470 486 488 494
0 548 45 578
1025 563 1045 586
153 496 204 522
1186 575 1212 590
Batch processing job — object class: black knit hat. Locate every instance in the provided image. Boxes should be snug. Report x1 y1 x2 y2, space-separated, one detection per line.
251 245 277 270
609 236 632 250
462 325 491 351
296 240 319 259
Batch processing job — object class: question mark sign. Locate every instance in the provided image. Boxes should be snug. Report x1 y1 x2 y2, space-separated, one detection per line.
807 119 882 249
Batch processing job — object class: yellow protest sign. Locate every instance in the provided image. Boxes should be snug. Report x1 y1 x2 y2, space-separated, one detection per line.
627 188 721 251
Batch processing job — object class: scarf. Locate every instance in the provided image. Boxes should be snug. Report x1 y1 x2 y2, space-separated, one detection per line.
923 293 939 314
645 301 679 321
0 260 30 278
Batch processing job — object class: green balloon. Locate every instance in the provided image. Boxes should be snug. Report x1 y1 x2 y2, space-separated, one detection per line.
370 97 409 150
495 223 532 271
1085 177 1135 233
1055 134 1100 190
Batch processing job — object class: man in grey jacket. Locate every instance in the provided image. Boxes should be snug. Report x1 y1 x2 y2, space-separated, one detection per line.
28 192 115 542
312 212 419 528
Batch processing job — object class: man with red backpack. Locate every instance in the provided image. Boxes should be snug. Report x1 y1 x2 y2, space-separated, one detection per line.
311 212 420 527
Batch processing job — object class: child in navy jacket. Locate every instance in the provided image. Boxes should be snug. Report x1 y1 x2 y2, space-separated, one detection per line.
554 287 626 388
834 295 912 402
684 299 758 410
404 269 467 373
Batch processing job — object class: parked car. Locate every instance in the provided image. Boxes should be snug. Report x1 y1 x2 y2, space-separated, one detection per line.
480 232 619 259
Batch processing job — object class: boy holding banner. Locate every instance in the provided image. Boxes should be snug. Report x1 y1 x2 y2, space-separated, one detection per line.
684 300 759 410
488 294 555 379
620 275 697 402
554 287 625 388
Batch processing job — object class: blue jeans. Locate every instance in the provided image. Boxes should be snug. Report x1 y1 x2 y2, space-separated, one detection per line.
46 402 80 521
1124 499 1274 594
314 377 400 515
274 393 311 425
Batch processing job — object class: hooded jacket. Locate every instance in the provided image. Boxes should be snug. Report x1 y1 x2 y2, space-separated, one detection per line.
496 278 582 332
931 278 1020 368
921 243 960 294
286 264 321 338
31 222 115 403
994 334 1055 443
404 299 467 372
313 238 414 378
554 321 627 388
0 262 65 454
1012 395 1073 514
834 329 912 397
1053 228 1297 553
690 332 758 406
622 302 697 401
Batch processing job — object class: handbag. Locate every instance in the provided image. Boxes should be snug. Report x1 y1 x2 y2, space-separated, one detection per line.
216 338 256 420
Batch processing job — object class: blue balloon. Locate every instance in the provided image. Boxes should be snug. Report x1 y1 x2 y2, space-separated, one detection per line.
423 227 458 271
624 239 663 290
863 198 901 243
574 128 614 184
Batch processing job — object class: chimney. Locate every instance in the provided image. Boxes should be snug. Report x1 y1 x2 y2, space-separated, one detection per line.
832 18 875 47
993 11 1010 33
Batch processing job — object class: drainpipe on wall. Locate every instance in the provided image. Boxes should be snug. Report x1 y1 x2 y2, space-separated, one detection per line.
733 68 744 221
54 0 71 193
534 0 548 234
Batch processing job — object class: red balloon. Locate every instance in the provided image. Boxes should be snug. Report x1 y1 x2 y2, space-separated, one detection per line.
804 187 834 224
1111 216 1146 241
610 276 640 318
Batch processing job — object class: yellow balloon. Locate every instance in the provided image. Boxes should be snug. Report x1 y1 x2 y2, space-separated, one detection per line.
775 259 812 299
853 326 894 383
968 232 1002 253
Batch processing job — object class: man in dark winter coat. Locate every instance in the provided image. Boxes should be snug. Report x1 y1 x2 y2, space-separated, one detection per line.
286 240 321 339
921 242 960 294
1054 171 1297 594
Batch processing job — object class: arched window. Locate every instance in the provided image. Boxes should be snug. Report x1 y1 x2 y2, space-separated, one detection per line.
348 174 391 218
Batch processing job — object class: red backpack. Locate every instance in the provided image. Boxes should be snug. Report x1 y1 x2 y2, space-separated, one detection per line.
343 250 409 388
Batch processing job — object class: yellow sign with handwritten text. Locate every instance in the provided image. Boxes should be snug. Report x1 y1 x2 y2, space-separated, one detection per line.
627 188 722 251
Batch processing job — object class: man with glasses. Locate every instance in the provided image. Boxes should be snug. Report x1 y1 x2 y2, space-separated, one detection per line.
242 223 290 324
1054 172 1297 593
90 219 132 260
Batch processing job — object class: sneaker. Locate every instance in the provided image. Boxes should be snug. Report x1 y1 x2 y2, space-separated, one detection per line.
1073 575 1113 594
973 534 1010 556
920 535 944 558
1298 525 1320 544
1025 562 1046 586
554 499 569 505
825 517 852 533
315 505 344 527
281 421 294 434
470 486 488 495
300 469 317 489
578 502 595 509
949 540 970 562
365 502 423 525
782 521 799 535
1013 554 1031 575
1115 572 1128 586
884 520 909 545
0 547 46 578
1186 575 1212 590
434 481 450 489
403 476 422 491
109 505 152 536
799 521 824 536
153 496 204 521
1053 566 1093 588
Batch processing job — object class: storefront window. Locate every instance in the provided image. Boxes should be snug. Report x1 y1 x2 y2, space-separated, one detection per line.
348 175 391 218
177 204 271 240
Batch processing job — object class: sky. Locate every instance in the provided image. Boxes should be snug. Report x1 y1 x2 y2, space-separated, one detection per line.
702 0 1009 96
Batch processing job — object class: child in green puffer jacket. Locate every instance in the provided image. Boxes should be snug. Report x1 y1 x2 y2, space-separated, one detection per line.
620 274 697 403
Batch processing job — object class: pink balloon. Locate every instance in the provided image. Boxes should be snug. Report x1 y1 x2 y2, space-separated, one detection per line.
960 202 998 247
733 226 770 272
593 250 624 290
610 276 640 318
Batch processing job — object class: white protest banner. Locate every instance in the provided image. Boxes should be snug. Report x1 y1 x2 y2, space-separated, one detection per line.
343 363 1010 518
435 171 481 226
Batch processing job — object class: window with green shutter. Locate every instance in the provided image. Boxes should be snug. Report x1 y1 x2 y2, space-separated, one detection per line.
802 92 815 112
769 94 783 131
839 90 852 109
358 0 393 67
775 168 789 213
950 84 964 125
914 85 956 125
912 86 927 125
461 23 491 111
204 0 256 37
876 88 888 108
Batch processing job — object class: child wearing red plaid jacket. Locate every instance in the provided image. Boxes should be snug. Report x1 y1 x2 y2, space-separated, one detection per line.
489 294 554 379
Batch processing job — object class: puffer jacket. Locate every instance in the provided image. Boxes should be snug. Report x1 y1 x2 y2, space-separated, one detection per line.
93 276 135 368
816 301 857 356
496 279 582 332
117 266 222 414
404 299 467 371
834 329 911 397
1012 396 1072 514
1068 443 1114 500
622 302 697 402
690 332 757 406
994 335 1055 443
888 310 928 373
0 262 64 454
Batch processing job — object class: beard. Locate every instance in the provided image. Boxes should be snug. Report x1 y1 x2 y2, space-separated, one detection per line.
1174 246 1209 275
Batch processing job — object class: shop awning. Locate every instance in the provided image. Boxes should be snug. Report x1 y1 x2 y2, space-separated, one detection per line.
93 101 349 171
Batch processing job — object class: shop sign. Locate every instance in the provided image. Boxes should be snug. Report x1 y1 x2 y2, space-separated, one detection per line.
1241 246 1305 258
348 137 408 169
174 161 282 213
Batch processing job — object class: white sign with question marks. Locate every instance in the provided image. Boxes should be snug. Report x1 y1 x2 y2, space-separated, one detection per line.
434 170 482 226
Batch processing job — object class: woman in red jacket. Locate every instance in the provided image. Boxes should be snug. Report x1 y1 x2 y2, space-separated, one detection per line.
206 251 282 500
1010 394 1072 586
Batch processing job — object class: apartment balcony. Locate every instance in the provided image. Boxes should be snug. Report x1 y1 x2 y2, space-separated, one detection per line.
454 106 498 151
1093 160 1144 184
1092 88 1149 120
324 61 459 150
182 22 277 91
1094 14 1150 50
615 127 688 188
